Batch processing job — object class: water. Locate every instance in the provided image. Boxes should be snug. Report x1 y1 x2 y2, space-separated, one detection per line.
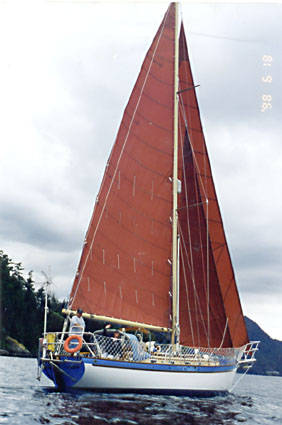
0 357 281 424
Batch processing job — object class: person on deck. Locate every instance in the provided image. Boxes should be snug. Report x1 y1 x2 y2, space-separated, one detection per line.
102 323 112 337
69 309 85 336
112 330 123 358
101 324 123 358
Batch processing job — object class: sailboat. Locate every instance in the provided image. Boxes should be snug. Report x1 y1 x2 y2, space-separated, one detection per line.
38 3 259 394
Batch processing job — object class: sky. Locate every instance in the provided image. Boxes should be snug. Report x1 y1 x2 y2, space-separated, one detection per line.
0 1 281 340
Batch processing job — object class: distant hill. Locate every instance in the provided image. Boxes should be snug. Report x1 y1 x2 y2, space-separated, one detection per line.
245 316 282 376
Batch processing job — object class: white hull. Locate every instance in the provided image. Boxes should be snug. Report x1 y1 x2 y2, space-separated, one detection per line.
74 362 237 393
40 334 258 394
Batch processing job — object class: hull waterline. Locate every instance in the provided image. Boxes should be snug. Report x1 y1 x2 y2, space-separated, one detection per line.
41 357 237 395
76 362 236 394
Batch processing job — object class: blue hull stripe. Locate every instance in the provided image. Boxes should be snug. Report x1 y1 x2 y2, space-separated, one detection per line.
84 358 236 373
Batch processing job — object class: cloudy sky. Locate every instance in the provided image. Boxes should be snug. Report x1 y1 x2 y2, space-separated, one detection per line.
0 1 281 340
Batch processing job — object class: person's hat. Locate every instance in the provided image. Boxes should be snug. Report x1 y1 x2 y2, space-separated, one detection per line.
77 308 83 314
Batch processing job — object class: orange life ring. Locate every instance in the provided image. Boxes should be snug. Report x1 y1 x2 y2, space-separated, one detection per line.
64 335 83 353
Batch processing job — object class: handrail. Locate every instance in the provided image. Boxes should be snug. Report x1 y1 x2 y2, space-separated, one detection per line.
237 341 260 365
41 332 252 367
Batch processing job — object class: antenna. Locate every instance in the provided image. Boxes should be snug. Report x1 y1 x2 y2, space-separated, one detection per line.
41 268 53 290
41 269 53 336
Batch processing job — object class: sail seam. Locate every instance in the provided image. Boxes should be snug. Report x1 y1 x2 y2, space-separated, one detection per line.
145 49 174 65
120 122 171 156
107 166 171 200
133 84 173 109
94 230 170 272
106 190 171 227
124 108 172 134
139 65 174 86
123 150 169 178
81 273 168 308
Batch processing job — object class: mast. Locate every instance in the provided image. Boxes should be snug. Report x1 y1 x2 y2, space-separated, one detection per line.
171 2 179 344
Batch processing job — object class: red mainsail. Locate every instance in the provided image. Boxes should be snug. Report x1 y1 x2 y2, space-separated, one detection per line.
69 3 248 348
69 4 176 329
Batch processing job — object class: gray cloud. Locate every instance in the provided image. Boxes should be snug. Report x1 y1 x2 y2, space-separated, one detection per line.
0 201 81 251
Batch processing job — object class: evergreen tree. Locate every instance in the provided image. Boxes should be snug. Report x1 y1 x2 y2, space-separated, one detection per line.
0 250 65 356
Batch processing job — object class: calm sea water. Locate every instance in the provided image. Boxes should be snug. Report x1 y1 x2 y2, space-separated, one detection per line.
0 357 281 424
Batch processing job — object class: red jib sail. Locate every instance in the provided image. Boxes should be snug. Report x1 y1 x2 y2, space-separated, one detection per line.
178 24 248 348
69 3 248 348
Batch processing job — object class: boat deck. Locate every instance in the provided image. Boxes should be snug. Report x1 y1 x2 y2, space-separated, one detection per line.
39 332 260 369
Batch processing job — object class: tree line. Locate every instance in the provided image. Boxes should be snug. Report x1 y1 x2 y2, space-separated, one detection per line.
2 251 281 375
0 250 65 356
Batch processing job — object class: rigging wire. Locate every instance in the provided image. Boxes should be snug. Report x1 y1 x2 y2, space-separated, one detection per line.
178 223 208 344
178 120 199 343
219 317 229 349
178 94 210 345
